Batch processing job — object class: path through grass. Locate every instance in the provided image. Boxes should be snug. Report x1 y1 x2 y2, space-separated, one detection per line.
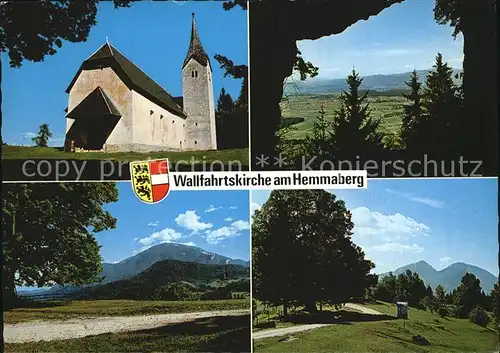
5 299 249 324
5 314 251 353
254 301 498 353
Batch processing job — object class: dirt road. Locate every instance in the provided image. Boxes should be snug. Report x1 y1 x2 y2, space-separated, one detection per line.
4 309 249 343
252 304 383 341
343 303 383 315
253 324 330 340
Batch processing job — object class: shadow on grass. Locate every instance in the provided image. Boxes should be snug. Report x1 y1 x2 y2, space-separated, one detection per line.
131 314 251 352
6 314 251 353
6 298 67 310
285 310 397 325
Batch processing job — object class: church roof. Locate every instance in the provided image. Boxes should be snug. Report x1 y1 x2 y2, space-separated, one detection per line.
66 42 187 118
182 13 210 69
66 86 122 119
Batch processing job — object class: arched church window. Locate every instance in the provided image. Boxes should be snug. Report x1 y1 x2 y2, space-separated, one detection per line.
195 71 198 78
194 141 197 145
195 122 198 126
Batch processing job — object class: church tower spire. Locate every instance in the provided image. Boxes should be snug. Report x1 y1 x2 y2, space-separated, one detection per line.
181 13 217 151
182 13 210 69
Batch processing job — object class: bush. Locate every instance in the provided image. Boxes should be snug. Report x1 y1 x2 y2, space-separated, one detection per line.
469 306 491 327
437 306 448 317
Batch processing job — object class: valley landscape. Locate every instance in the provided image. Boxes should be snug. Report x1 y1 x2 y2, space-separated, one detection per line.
3 184 251 352
251 179 499 352
280 69 461 140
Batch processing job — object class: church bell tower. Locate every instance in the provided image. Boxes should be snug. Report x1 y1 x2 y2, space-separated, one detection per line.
181 13 217 150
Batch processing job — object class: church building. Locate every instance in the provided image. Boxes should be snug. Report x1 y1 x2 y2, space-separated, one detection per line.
64 14 217 153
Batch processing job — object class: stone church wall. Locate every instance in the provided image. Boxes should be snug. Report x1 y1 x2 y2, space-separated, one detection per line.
66 67 133 147
128 90 188 152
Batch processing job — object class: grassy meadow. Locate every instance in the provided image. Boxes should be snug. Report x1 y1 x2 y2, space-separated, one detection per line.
253 301 499 353
280 92 406 139
1 145 249 165
5 298 249 324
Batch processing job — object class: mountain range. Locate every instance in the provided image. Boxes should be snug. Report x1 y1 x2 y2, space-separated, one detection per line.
81 259 249 300
19 243 249 296
378 261 497 293
284 69 462 95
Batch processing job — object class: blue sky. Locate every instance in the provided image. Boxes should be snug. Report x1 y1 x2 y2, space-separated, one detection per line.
295 0 463 79
98 183 250 263
251 178 498 276
2 1 248 146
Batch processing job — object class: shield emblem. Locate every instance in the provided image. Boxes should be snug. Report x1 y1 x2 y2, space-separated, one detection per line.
130 159 170 204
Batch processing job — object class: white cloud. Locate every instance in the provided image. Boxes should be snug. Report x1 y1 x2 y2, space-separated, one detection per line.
182 241 196 247
205 205 222 213
22 132 37 138
251 202 261 214
231 220 250 231
224 217 234 222
439 256 452 265
175 210 212 233
147 221 159 227
370 242 424 254
385 189 445 209
229 206 237 210
352 206 430 241
205 220 249 245
138 228 182 247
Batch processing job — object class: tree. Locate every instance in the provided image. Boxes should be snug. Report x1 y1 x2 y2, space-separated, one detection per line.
491 283 500 325
330 69 384 162
454 273 484 317
214 54 248 149
435 284 446 307
374 273 398 303
434 0 497 173
252 190 374 318
469 306 490 327
2 183 119 308
426 285 434 298
215 87 235 148
31 123 52 147
0 0 134 68
302 104 331 162
406 271 428 307
399 70 426 151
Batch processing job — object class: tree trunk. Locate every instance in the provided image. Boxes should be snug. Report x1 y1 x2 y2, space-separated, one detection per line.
283 299 288 319
305 300 317 313
3 267 17 309
460 0 497 174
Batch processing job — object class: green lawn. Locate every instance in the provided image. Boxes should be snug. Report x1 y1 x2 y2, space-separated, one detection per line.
4 299 250 324
254 302 499 353
5 314 251 353
1 145 249 165
280 93 406 139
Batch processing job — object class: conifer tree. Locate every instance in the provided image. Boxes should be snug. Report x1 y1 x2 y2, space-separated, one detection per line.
331 70 383 162
215 88 235 149
421 53 462 157
304 104 331 159
491 283 500 325
400 70 427 151
424 53 458 120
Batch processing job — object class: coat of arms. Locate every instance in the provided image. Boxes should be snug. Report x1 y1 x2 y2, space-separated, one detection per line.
130 159 170 204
